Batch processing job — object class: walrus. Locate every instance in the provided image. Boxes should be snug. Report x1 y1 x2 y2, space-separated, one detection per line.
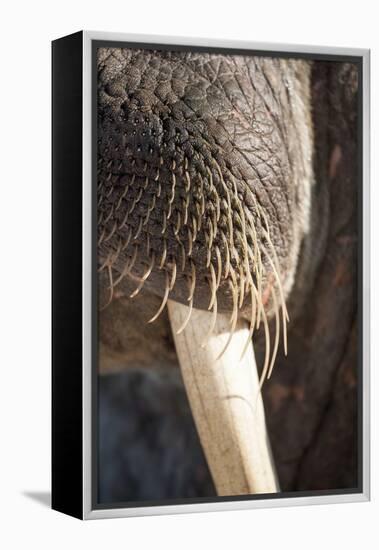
96 48 358 502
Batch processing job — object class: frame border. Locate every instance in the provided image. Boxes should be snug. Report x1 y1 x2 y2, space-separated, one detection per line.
52 31 84 519
82 30 370 520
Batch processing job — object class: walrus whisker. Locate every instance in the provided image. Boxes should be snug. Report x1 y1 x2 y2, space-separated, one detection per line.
183 196 189 226
133 216 143 240
187 227 193 257
176 237 186 271
115 176 133 211
200 188 205 216
215 245 222 288
167 201 173 221
159 239 167 269
148 271 170 323
228 268 239 327
188 260 196 302
128 187 143 215
174 210 181 236
109 238 122 268
245 209 261 278
216 280 238 360
113 244 138 287
267 284 280 379
213 163 234 253
161 211 167 235
103 220 118 243
238 263 246 309
98 249 113 272
262 226 289 323
175 296 193 335
169 260 177 291
118 207 130 230
248 189 261 220
99 264 114 311
206 237 212 268
214 188 221 222
261 241 288 356
169 169 176 205
146 233 150 257
114 184 129 212
129 252 155 298
240 285 258 360
234 202 250 281
201 291 218 348
192 215 198 242
194 198 201 227
143 194 156 226
230 173 249 259
185 170 191 193
120 226 132 251
255 243 264 329
97 227 106 246
208 217 214 252
246 243 264 330
258 303 271 389
195 169 203 200
208 263 217 310
221 231 231 279
212 208 218 241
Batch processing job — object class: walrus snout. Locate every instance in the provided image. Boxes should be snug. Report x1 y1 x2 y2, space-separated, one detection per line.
98 116 268 319
97 49 313 336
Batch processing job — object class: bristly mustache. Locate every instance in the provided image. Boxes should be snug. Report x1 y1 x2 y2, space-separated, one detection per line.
98 151 288 386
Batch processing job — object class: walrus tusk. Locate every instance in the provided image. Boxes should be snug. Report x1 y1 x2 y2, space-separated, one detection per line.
167 300 279 496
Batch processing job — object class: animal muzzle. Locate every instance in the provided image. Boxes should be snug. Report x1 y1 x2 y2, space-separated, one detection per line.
96 49 314 497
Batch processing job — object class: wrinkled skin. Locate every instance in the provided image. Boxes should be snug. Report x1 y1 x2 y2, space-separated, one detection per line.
97 49 358 500
98 50 313 314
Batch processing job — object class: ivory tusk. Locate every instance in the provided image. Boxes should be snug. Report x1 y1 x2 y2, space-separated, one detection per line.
167 300 279 496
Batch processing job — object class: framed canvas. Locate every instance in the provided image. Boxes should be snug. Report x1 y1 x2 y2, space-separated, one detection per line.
52 30 370 520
